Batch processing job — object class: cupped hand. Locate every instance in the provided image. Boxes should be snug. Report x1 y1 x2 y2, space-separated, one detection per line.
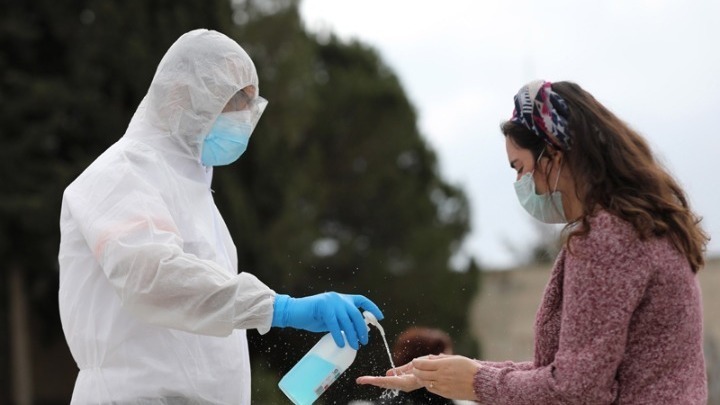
356 361 423 392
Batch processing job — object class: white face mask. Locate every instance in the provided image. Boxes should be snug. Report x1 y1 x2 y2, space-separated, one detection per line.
513 152 567 224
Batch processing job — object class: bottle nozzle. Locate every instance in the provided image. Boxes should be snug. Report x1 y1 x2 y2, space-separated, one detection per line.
363 311 385 336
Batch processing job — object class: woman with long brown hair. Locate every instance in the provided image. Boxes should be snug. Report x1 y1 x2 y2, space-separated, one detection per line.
358 80 709 404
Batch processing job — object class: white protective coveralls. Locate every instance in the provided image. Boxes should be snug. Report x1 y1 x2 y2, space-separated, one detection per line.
58 29 275 404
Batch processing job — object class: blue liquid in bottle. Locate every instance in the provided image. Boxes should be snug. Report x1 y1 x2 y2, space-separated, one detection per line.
279 354 338 405
279 327 367 404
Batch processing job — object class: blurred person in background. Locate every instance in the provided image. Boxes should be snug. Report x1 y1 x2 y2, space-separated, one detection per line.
358 80 708 404
58 28 382 404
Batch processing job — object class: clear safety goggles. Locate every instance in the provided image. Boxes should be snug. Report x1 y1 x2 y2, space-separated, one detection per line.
225 90 268 128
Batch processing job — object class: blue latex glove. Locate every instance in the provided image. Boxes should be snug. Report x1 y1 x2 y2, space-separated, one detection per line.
271 292 384 350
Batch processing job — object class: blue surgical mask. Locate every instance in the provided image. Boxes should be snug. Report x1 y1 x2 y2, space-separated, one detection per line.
513 153 567 224
201 111 253 166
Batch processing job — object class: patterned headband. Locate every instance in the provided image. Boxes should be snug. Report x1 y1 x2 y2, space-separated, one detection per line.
510 80 571 150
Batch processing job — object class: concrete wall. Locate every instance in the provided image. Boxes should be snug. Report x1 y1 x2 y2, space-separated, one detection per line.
470 258 720 403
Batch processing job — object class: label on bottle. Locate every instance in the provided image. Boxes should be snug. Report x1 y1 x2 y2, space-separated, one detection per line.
314 368 341 396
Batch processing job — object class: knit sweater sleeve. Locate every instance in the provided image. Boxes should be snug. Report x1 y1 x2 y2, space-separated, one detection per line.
473 212 653 404
475 360 534 371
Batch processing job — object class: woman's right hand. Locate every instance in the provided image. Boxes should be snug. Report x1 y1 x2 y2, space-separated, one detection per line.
356 360 423 392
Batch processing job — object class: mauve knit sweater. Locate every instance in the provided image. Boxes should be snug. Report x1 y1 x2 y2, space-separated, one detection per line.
472 211 707 404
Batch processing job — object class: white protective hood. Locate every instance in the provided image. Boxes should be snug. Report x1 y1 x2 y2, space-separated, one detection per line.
58 29 275 404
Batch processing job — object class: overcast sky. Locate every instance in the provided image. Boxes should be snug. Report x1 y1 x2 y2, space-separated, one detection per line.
299 0 720 269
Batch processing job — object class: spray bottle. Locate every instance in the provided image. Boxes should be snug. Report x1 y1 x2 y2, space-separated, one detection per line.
278 311 383 405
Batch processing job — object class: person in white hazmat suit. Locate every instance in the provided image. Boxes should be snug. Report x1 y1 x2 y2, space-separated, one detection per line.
58 28 384 404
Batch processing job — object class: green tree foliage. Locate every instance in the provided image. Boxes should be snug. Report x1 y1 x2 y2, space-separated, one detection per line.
226 6 480 401
1 0 479 402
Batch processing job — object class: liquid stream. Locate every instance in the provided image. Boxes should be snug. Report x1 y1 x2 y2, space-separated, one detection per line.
370 322 399 399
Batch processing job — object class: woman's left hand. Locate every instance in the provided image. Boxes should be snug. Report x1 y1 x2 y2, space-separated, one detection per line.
411 354 480 400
